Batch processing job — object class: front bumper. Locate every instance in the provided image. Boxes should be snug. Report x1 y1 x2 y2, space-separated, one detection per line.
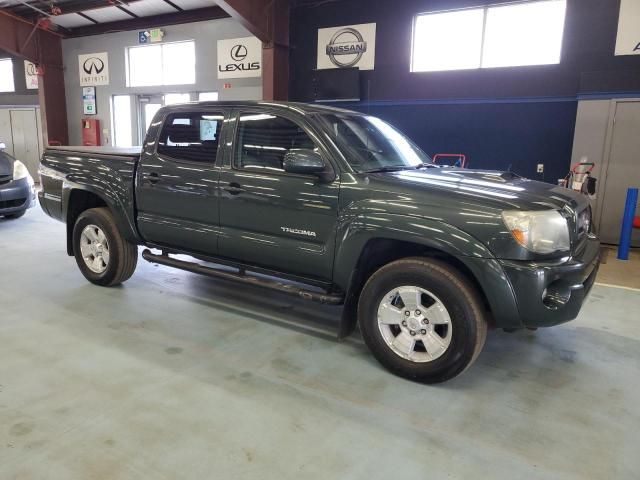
499 236 601 328
0 177 36 215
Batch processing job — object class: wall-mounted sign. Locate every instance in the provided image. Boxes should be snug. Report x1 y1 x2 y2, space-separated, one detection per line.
217 36 262 79
139 28 164 44
83 86 97 115
78 52 109 86
615 0 640 56
317 23 376 70
24 61 38 89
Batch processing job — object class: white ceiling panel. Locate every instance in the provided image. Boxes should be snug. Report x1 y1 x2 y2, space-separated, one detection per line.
126 0 178 16
84 6 133 23
174 0 217 10
51 13 94 28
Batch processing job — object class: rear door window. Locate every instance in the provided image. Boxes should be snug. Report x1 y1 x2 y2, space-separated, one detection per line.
157 112 224 163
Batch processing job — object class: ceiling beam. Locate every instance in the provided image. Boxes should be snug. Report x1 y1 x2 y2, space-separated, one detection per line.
67 6 230 37
4 0 145 21
215 0 273 43
215 0 291 100
0 9 63 65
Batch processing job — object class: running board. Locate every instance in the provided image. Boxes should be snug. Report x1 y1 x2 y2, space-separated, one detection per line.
141 249 345 306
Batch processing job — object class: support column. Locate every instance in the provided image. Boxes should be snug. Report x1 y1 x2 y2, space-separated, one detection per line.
0 11 68 145
215 0 290 101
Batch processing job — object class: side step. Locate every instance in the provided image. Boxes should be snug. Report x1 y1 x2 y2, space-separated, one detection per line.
141 249 345 306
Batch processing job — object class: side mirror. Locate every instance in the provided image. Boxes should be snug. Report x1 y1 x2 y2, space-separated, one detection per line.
283 149 327 176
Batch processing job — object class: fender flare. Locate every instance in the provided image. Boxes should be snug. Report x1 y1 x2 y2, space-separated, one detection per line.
62 183 140 255
333 213 522 337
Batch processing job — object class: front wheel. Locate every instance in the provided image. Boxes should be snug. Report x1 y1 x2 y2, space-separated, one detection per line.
72 207 138 287
358 258 487 384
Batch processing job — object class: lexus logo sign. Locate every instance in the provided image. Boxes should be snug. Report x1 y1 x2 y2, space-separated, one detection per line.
326 28 367 68
230 45 248 62
78 52 109 86
218 37 262 79
317 23 377 71
82 57 105 75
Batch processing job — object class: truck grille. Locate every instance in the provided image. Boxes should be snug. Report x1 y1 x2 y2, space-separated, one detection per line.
0 174 10 185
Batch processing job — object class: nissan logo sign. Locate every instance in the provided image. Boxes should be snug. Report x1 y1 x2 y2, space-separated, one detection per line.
83 57 105 75
326 27 367 68
230 45 248 62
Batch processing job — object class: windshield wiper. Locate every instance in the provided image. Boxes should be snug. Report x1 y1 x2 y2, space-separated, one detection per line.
362 166 413 173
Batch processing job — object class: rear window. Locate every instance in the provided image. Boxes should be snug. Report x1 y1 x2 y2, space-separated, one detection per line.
157 112 224 163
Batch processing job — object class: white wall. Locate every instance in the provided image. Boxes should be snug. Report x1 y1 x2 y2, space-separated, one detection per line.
62 18 263 145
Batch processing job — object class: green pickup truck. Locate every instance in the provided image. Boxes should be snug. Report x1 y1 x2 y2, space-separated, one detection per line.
39 101 600 383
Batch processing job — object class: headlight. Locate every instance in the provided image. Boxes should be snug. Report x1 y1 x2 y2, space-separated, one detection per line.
502 210 570 254
13 160 30 181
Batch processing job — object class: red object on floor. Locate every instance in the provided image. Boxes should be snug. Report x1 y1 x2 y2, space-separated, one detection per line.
634 217 640 229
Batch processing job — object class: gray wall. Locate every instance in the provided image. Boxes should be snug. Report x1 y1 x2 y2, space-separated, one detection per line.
0 52 39 107
62 18 263 146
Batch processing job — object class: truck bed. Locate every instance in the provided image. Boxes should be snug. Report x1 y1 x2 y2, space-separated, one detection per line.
46 146 142 157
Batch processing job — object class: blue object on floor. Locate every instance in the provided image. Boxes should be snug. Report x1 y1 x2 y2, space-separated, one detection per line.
618 188 638 260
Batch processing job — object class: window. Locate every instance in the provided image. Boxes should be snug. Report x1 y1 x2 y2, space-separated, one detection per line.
0 59 15 93
127 41 196 87
157 112 223 163
199 92 219 102
236 113 317 173
164 93 191 105
318 114 430 172
411 0 567 72
112 95 133 147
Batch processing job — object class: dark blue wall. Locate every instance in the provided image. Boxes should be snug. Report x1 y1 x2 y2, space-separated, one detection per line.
289 0 640 182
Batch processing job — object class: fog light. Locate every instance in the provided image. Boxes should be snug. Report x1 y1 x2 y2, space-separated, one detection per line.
542 280 572 310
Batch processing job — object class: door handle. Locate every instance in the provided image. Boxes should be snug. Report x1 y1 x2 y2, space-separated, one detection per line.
146 172 160 184
224 182 244 195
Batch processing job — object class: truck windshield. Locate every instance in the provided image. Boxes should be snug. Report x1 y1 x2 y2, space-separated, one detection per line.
317 113 432 173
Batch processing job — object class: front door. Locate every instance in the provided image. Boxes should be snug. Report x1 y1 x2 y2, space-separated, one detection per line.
136 108 227 255
218 110 340 282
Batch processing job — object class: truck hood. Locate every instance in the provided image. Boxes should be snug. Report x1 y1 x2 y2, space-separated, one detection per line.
371 167 587 212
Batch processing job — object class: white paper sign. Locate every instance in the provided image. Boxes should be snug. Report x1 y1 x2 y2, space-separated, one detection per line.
78 52 109 86
615 0 640 56
217 37 262 79
24 61 38 89
317 23 376 70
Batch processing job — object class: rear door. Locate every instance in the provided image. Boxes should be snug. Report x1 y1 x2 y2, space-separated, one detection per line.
136 108 228 255
218 109 340 282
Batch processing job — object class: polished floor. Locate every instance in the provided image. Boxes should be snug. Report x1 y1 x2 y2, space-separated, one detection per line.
1 208 639 479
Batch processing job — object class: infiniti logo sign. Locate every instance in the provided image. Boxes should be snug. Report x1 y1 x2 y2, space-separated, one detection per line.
230 45 248 62
326 27 367 68
82 57 105 75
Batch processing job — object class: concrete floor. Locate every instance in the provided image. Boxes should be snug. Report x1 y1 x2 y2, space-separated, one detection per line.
1 207 639 480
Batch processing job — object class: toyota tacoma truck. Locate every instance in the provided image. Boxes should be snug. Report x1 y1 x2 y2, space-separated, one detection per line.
38 102 600 383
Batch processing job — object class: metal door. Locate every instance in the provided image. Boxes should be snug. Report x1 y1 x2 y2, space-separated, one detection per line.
9 109 41 179
598 101 640 246
218 109 340 282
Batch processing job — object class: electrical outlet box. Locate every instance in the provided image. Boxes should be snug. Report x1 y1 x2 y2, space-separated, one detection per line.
537 164 544 173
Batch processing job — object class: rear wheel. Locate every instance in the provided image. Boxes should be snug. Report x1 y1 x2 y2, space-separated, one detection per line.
72 207 138 286
358 257 487 384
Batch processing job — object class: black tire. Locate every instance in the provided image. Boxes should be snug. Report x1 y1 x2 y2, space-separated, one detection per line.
358 257 487 384
72 207 138 287
3 210 26 219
